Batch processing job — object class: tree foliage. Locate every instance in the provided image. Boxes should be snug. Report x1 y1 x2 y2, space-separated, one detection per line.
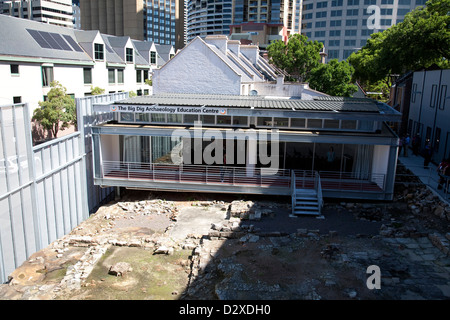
32 81 76 138
90 86 105 95
308 59 357 97
267 33 357 96
348 0 450 85
267 34 323 82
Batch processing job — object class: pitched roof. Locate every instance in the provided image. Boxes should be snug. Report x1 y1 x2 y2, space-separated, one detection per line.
0 14 91 63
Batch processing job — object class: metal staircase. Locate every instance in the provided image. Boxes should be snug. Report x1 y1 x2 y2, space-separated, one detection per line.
290 170 323 217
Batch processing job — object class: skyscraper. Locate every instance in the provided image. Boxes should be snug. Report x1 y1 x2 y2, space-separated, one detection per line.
298 0 428 61
80 0 185 49
186 0 298 43
1 0 74 28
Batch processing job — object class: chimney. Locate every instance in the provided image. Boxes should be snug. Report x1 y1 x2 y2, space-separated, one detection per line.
319 45 327 64
240 45 259 65
227 40 240 57
205 35 228 55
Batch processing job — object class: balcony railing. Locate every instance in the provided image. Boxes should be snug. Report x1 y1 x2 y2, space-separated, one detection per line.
100 161 386 193
102 161 291 189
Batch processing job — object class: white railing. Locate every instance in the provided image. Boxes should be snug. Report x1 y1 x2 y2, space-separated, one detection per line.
318 171 386 192
101 161 388 195
101 161 292 188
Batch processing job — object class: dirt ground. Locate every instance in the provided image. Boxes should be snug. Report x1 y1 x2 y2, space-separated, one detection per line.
1 185 450 301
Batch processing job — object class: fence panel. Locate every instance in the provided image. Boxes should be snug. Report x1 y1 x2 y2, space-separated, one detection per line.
0 93 127 283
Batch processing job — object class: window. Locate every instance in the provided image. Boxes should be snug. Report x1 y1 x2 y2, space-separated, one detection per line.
345 29 357 36
10 64 19 75
430 84 438 108
108 69 115 84
315 21 326 28
117 69 124 84
83 68 92 84
329 39 340 47
330 10 342 17
13 96 22 104
330 20 341 27
439 85 447 110
411 83 418 103
126 48 133 62
332 0 343 6
316 11 327 18
346 19 358 26
41 66 53 87
94 43 104 60
150 51 156 64
347 0 359 5
381 0 394 4
136 70 142 83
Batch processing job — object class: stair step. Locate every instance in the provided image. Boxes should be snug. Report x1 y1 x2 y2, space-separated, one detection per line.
295 199 319 205
294 205 319 210
292 210 320 216
295 195 317 201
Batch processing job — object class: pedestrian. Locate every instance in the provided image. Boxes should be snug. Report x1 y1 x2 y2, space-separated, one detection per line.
398 136 403 156
437 158 450 191
412 134 421 156
423 142 432 168
403 134 410 157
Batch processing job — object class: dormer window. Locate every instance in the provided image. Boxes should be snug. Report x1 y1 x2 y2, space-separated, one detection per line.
94 43 104 60
150 51 156 64
126 48 133 63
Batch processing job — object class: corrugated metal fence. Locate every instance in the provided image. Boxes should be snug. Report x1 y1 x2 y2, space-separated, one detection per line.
0 92 127 283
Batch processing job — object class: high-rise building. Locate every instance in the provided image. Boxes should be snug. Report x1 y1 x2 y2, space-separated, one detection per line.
0 0 74 28
299 0 428 61
80 0 185 49
186 0 298 43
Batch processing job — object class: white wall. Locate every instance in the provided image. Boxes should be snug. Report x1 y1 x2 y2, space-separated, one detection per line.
153 38 242 95
0 62 43 111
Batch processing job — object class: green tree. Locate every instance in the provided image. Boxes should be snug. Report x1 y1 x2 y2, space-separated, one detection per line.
308 59 358 97
32 81 76 138
90 86 105 95
348 0 450 85
267 34 323 82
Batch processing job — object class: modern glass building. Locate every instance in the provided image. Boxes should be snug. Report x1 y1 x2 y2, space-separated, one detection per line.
299 0 428 61
186 0 297 42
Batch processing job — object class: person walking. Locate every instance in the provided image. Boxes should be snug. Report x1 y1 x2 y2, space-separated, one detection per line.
403 134 410 157
423 142 432 168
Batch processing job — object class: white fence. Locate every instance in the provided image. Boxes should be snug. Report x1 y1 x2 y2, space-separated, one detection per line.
0 92 127 283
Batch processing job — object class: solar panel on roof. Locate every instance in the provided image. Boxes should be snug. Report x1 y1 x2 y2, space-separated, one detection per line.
49 32 72 51
63 34 84 52
39 31 63 50
27 29 52 49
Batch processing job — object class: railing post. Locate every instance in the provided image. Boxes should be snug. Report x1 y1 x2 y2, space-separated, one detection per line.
206 166 208 184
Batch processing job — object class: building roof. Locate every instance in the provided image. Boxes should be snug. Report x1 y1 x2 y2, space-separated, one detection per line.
113 93 400 115
0 14 158 68
0 14 92 63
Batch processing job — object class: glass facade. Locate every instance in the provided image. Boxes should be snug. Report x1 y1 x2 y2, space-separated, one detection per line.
299 0 426 61
144 0 177 45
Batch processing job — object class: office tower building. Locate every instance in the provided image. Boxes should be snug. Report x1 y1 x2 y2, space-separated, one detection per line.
80 0 185 49
299 0 428 61
186 0 298 44
1 0 74 28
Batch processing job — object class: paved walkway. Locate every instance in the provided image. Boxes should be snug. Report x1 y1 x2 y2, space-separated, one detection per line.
398 151 450 205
